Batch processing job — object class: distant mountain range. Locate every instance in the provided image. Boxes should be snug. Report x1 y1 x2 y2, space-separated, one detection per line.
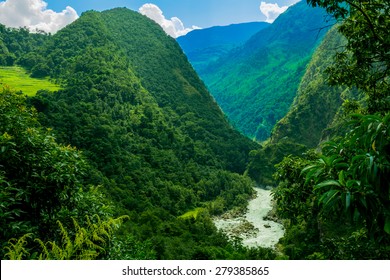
182 1 331 141
177 22 269 73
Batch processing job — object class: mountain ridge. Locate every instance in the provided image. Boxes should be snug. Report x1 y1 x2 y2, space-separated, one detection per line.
177 21 269 73
197 1 331 141
245 26 360 185
0 8 265 259
177 21 270 52
270 26 355 147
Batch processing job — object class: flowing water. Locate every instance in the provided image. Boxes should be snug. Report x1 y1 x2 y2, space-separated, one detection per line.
213 187 284 248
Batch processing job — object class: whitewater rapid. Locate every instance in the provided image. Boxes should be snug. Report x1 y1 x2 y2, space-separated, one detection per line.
213 187 284 248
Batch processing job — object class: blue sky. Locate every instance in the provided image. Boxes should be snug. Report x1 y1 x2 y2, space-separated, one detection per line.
44 0 300 27
0 0 301 36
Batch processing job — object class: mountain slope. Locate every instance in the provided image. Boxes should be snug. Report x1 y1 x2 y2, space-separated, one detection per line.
177 22 269 73
246 26 359 185
0 8 266 259
270 26 357 147
199 1 330 141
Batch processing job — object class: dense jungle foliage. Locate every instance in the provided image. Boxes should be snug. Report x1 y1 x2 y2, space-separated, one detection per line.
269 0 390 259
0 8 274 260
0 0 388 260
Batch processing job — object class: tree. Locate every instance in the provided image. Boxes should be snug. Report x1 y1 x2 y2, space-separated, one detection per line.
304 113 390 240
0 88 120 258
5 215 128 260
304 0 390 240
307 0 389 113
272 154 317 223
0 89 83 229
272 2 390 259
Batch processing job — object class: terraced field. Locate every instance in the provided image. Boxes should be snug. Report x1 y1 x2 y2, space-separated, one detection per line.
0 66 61 96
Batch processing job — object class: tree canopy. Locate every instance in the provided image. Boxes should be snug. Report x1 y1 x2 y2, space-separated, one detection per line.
269 0 390 259
308 0 389 113
0 8 271 260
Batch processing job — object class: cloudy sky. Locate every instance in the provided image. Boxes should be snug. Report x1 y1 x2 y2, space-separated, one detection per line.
0 0 301 37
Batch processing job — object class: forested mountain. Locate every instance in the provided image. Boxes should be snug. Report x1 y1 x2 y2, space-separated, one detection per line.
270 23 371 149
257 0 389 259
177 22 269 73
1 0 388 261
199 1 330 140
0 8 270 260
246 26 352 185
270 27 350 147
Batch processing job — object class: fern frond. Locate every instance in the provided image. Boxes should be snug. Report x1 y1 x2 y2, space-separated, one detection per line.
4 233 32 260
35 238 50 260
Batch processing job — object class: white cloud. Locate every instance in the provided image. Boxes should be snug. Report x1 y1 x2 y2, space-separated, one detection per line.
139 3 200 38
0 0 78 33
259 2 289 23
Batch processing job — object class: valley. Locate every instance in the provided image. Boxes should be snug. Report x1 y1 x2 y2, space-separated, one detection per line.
0 0 388 260
181 1 332 141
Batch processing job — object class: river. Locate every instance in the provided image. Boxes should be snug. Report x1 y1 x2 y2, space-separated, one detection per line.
213 187 284 248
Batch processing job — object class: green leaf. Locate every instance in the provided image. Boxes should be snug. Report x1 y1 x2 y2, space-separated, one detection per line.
345 191 351 210
305 167 323 185
375 123 383 133
368 155 374 170
301 164 316 174
315 180 341 190
352 154 366 163
346 179 360 188
338 170 346 186
319 189 340 208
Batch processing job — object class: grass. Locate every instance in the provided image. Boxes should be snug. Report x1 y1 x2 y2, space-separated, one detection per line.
0 66 61 96
179 207 205 220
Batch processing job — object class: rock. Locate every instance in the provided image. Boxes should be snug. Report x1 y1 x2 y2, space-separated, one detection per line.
213 187 285 248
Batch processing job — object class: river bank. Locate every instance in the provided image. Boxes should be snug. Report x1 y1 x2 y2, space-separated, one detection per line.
213 187 284 248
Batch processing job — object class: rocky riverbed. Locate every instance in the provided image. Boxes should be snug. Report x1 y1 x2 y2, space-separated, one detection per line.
213 187 284 248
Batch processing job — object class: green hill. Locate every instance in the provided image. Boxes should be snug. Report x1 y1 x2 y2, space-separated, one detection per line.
246 27 353 185
0 9 266 260
270 27 357 147
199 1 330 141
